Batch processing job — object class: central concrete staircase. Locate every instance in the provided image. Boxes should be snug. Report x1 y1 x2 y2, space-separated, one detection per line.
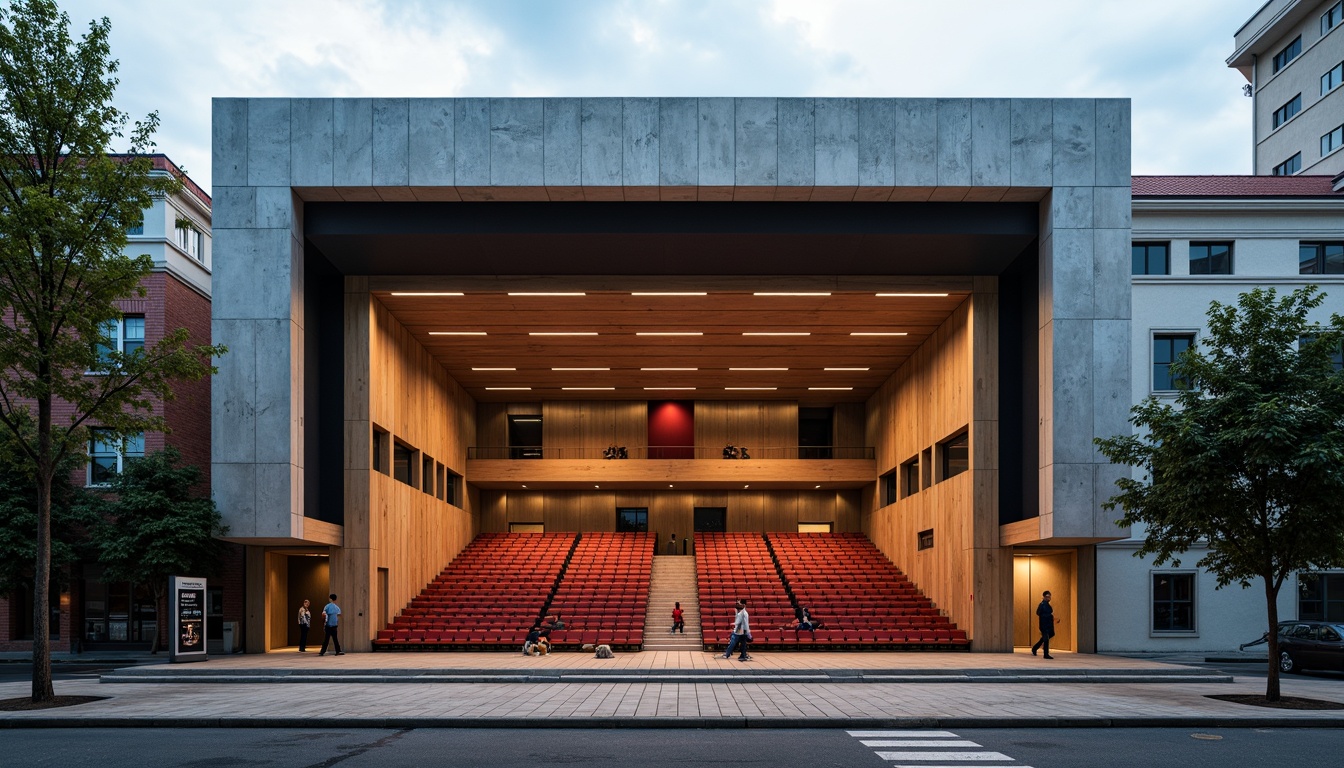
641 555 703 651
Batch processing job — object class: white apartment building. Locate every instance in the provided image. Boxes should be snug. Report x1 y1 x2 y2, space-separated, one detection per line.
1229 0 1344 177
1096 174 1344 652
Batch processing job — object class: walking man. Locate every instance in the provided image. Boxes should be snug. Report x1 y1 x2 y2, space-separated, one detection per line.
296 599 312 652
1031 590 1057 659
721 599 751 661
319 593 345 656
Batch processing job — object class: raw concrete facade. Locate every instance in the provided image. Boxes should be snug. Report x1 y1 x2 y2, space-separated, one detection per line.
212 98 1132 651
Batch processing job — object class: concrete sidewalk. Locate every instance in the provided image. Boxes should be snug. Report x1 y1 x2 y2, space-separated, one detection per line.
3 649 1340 729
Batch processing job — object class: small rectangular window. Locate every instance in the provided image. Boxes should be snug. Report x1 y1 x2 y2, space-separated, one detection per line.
1189 242 1232 275
444 468 462 506
1322 62 1344 96
1152 573 1195 632
1153 333 1194 391
87 429 145 486
1272 153 1302 176
393 442 414 486
1273 36 1301 73
1272 93 1301 128
422 455 435 495
372 428 389 475
880 470 897 506
900 456 920 498
616 507 648 532
917 529 934 551
1131 242 1170 275
1324 2 1343 35
1322 124 1344 157
920 447 933 490
435 462 446 501
939 432 969 481
1300 242 1344 274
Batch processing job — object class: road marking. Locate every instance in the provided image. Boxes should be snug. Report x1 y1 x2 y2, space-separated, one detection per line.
862 740 983 748
848 729 1027 766
848 731 960 738
875 753 1014 762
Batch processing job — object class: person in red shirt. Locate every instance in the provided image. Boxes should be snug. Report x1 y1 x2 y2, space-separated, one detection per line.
671 602 685 634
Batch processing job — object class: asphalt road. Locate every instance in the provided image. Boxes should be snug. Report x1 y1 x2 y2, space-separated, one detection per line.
1 727 1341 767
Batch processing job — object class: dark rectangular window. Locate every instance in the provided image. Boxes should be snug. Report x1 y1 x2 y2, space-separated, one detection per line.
1299 573 1344 622
880 470 897 506
1273 36 1301 72
616 507 648 532
1272 153 1302 176
444 468 462 506
901 456 920 497
917 529 934 551
372 428 389 475
1322 124 1344 157
422 455 435 495
939 432 969 481
392 442 414 486
1300 242 1344 274
507 415 543 459
1153 333 1194 391
1131 242 1169 275
435 462 446 501
1189 242 1232 275
1324 2 1343 35
1152 573 1195 632
1301 335 1344 372
1323 62 1343 96
1272 93 1301 128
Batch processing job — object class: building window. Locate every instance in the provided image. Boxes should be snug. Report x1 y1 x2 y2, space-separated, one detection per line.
1323 62 1343 96
1273 36 1301 73
126 214 144 236
1324 2 1343 35
95 315 145 364
1189 242 1232 275
1152 573 1195 632
421 455 435 496
1272 94 1301 128
174 222 203 261
917 529 934 551
900 455 920 498
1153 333 1194 392
372 427 389 475
392 441 414 487
1299 335 1344 371
444 468 462 507
1272 153 1302 176
1322 124 1344 157
1131 242 1170 275
938 431 969 482
1299 572 1344 622
879 470 897 507
615 507 648 532
1300 242 1344 274
435 462 446 501
88 430 144 485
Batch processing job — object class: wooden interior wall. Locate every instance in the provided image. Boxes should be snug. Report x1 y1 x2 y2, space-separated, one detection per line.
543 401 648 457
336 280 478 651
478 489 861 535
694 401 799 457
475 402 542 448
834 403 866 449
862 282 1008 650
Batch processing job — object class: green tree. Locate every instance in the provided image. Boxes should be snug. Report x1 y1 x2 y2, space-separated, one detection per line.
90 447 226 655
0 0 225 701
1096 286 1344 701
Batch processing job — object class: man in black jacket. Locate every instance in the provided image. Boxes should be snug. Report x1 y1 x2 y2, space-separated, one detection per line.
1031 590 1057 659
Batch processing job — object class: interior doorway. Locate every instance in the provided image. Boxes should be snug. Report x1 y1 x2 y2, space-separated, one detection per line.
509 522 544 533
1012 551 1075 652
694 507 727 532
798 522 832 533
284 553 330 648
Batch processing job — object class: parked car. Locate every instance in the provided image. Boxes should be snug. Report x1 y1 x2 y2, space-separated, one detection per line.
1277 620 1344 673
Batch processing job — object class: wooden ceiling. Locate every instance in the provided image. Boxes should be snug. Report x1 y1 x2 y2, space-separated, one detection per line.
372 276 972 403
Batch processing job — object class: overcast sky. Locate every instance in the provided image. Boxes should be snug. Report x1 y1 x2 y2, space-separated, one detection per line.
58 0 1262 192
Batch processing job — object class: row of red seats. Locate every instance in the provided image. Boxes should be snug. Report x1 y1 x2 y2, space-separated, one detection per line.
696 533 795 651
544 532 654 650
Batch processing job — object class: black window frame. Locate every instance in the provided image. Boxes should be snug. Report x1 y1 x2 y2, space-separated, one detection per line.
917 529 934 551
1322 62 1343 96
1152 332 1195 392
372 427 390 475
1273 36 1302 73
1272 93 1301 128
1299 242 1344 274
444 467 462 507
1324 1 1343 35
1131 242 1170 275
1152 572 1196 633
1189 242 1233 275
392 440 415 487
615 507 648 532
1299 573 1344 622
1322 124 1344 157
879 470 897 507
938 431 969 482
1272 152 1302 176
900 455 920 498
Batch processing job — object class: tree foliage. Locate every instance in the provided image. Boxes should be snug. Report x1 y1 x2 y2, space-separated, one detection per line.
0 0 225 700
90 447 226 655
1096 286 1344 700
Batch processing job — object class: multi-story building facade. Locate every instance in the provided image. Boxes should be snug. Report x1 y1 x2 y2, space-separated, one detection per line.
0 155 244 654
1229 0 1344 177
1096 174 1344 652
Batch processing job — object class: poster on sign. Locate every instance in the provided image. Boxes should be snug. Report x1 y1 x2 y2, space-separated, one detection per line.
170 576 208 663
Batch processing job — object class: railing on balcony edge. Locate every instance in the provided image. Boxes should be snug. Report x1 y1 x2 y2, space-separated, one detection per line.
466 445 876 460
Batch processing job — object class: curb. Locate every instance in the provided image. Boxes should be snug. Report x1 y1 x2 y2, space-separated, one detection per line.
96 672 1235 685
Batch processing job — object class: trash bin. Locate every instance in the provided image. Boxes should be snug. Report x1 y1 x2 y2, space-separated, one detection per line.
221 621 239 654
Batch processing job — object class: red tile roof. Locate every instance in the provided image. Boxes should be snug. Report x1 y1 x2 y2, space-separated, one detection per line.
1132 175 1340 197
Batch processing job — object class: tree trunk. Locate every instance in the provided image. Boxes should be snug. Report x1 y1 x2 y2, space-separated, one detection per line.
150 582 165 655
31 397 55 703
1264 576 1280 702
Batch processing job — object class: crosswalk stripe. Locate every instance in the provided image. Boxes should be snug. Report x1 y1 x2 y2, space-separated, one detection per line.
875 752 1014 762
861 740 982 748
885 765 1032 768
847 730 959 738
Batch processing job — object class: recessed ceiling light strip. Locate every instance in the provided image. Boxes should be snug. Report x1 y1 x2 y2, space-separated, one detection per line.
825 367 869 371
529 332 599 336
730 367 787 371
430 331 487 336
850 332 908 336
563 387 616 390
644 387 697 390
508 292 587 296
636 332 703 336
552 367 610 371
753 292 832 296
875 292 950 297
743 332 810 336
472 367 516 371
631 292 708 296
641 367 698 371
391 292 464 296
725 387 778 390
485 387 531 390
808 387 854 391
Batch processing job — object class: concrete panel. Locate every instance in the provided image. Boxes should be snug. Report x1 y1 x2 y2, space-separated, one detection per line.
372 99 410 186
212 228 293 320
1092 318 1131 459
252 319 294 464
1009 99 1052 187
1095 99 1131 187
490 98 543 187
247 99 291 187
1049 461 1095 538
255 186 293 231
543 98 582 187
289 225 305 325
1038 230 1055 331
409 99 455 187
814 98 858 187
1049 186 1094 231
212 187 255 230
735 98 778 187
971 99 1011 187
211 318 257 464
659 98 698 187
893 99 937 187
581 98 622 187
1051 318 1095 464
213 98 249 187
1093 186 1131 230
623 97 660 187
454 98 490 187
1052 99 1096 187
1051 228 1095 320
1092 462 1129 535
778 98 814 187
212 461 257 537
255 463 295 538
858 99 896 188
333 99 373 187
698 98 735 187
1093 227 1132 321
290 99 334 187
936 99 972 186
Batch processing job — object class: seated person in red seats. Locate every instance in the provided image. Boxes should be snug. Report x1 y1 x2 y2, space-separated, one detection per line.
544 614 565 632
781 606 820 638
523 625 542 655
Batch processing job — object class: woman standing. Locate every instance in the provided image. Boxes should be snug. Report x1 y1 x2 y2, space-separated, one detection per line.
671 602 685 634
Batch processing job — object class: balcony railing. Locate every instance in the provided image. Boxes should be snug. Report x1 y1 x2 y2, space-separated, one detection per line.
467 445 875 460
